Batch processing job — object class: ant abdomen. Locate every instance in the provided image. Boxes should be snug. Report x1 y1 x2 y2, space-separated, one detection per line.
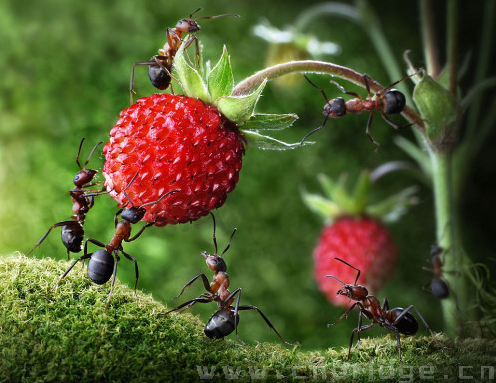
148 59 172 90
87 249 114 285
391 308 419 336
204 308 239 339
430 279 450 299
383 90 406 115
61 222 84 253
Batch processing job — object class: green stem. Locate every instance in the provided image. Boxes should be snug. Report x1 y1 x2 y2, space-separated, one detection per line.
419 0 441 78
446 0 459 96
232 60 425 133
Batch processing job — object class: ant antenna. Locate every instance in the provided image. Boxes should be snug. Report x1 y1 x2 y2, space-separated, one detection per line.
76 138 103 170
140 189 180 208
221 228 237 257
325 274 346 286
333 257 361 285
210 212 218 254
122 172 140 207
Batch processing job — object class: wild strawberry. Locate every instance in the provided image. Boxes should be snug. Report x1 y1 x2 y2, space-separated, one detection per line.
103 94 245 225
313 216 397 307
104 44 302 225
302 170 417 306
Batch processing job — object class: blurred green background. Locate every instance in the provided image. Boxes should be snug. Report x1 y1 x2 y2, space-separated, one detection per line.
0 0 494 351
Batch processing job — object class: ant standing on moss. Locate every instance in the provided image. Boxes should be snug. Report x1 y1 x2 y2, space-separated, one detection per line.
44 172 179 312
326 257 434 360
158 213 296 345
302 71 421 149
27 138 107 260
129 8 239 103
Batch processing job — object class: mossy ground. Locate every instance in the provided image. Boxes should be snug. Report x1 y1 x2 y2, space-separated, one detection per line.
1 254 495 382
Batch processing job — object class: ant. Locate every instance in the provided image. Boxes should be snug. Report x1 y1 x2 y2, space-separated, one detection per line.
130 8 239 103
27 138 107 260
158 213 295 346
423 245 450 299
326 257 434 360
302 71 421 149
44 172 179 312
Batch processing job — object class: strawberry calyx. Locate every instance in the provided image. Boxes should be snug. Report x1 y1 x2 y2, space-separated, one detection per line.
301 167 418 224
174 41 307 150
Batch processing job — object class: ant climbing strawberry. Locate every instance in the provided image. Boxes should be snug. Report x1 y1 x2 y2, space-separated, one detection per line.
302 71 421 148
129 8 239 103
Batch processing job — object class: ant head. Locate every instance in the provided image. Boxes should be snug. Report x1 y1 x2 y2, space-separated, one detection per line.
383 89 406 115
202 251 227 273
121 205 146 224
73 169 97 187
324 97 346 118
175 18 200 34
326 257 369 301
336 284 369 301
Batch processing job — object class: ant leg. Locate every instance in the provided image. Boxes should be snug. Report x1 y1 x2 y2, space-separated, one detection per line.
382 297 390 310
127 222 154 242
42 252 93 296
130 60 156 103
331 80 361 99
104 252 120 313
173 273 212 299
84 237 106 254
27 220 76 256
236 303 297 346
380 112 412 131
328 302 358 327
121 249 139 298
394 305 435 336
376 70 423 96
365 112 381 150
158 297 213 316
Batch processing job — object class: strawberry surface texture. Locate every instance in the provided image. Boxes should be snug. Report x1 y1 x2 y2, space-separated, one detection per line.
103 94 245 226
313 216 397 307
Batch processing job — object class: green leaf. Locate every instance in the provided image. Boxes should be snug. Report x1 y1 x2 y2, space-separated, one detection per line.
239 129 311 150
240 113 298 131
174 42 210 102
207 45 234 101
215 79 267 123
300 189 340 223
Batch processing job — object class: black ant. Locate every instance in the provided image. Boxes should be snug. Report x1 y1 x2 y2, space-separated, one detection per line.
423 245 450 299
326 257 434 360
158 213 295 345
302 71 421 149
27 138 107 260
129 8 239 103
44 172 179 312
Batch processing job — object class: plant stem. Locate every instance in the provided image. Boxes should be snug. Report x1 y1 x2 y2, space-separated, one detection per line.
446 0 459 96
419 0 440 78
232 60 425 133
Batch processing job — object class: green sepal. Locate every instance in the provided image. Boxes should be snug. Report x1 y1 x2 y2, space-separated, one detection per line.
174 42 210 103
207 45 234 101
240 113 298 131
366 186 419 223
300 188 341 224
239 129 311 150
215 79 267 123
413 74 460 141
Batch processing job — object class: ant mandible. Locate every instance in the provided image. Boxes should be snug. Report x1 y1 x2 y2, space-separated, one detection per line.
326 257 434 360
44 172 179 312
158 213 296 346
302 71 421 149
422 245 450 299
27 138 107 260
129 8 239 103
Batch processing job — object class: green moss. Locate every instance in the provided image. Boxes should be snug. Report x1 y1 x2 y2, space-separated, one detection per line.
1 254 495 382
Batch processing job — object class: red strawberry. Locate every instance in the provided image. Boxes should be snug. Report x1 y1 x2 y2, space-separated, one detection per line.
313 216 397 307
103 44 301 226
103 93 245 226
302 171 417 306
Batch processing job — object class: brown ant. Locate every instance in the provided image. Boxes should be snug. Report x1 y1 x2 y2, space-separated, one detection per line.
158 213 295 345
326 257 434 360
129 8 239 103
302 71 421 149
423 245 450 299
27 138 107 260
44 172 179 312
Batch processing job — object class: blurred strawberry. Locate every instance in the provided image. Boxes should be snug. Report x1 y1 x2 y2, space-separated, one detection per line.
302 170 417 306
